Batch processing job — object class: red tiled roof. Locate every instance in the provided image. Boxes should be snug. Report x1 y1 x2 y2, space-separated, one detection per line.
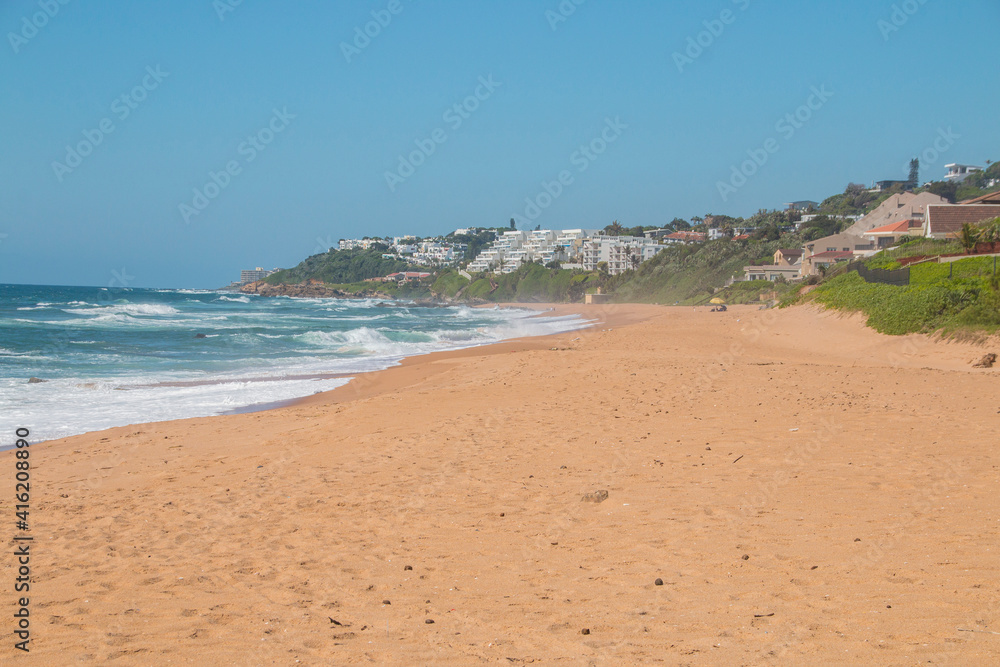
808 251 854 261
863 220 913 236
665 231 706 241
926 205 1000 237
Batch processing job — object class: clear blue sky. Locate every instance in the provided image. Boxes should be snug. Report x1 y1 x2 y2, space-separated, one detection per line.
1 0 997 288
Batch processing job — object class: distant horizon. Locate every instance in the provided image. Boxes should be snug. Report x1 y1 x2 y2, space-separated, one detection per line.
2 1 997 288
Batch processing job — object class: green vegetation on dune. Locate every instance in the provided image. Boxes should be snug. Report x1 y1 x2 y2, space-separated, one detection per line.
265 249 419 285
801 251 1000 335
459 263 600 303
608 238 786 304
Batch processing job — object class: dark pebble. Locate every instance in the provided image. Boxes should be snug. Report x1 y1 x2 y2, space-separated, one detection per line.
425 619 434 624
500 513 505 517
404 565 413 571
382 600 391 605
581 628 590 635
810 566 818 570
854 538 861 542
654 578 663 586
742 554 750 561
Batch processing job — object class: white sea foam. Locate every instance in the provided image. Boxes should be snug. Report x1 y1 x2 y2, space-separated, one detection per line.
64 303 180 316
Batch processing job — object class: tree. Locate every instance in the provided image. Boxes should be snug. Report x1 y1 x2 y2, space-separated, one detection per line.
604 220 626 236
908 158 919 188
509 218 516 230
670 217 691 230
628 249 641 271
926 181 959 204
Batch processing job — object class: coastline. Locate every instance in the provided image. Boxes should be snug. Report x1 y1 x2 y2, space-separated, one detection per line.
5 303 999 664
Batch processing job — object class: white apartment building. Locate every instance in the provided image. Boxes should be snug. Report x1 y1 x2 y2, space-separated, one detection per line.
468 229 663 275
339 238 385 251
581 236 664 275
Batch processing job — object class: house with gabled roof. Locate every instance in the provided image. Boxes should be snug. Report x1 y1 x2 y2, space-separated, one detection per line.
925 205 1000 239
862 219 923 248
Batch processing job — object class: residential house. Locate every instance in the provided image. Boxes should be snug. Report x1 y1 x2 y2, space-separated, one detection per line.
961 191 1000 205
862 219 923 248
786 200 818 212
800 233 875 277
944 164 983 183
774 248 803 266
924 205 1000 240
871 180 911 193
801 251 854 275
844 192 947 236
742 248 802 282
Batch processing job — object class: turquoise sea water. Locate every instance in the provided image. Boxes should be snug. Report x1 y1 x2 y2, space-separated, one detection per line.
0 284 588 442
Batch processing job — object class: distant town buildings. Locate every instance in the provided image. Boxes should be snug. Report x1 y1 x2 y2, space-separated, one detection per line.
463 229 665 276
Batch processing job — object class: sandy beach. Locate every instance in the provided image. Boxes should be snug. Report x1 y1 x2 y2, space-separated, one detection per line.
3 303 999 665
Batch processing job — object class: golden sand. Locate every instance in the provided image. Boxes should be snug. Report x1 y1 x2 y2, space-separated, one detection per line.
4 303 999 665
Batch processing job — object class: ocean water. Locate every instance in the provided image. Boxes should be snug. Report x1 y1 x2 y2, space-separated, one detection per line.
0 285 589 443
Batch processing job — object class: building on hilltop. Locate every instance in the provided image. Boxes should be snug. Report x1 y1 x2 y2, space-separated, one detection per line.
944 164 983 183
844 192 948 237
240 267 277 284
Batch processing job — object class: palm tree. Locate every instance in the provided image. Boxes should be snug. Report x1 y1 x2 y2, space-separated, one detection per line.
605 220 625 236
958 223 979 254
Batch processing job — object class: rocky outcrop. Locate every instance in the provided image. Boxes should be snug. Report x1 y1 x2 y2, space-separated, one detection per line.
239 280 392 299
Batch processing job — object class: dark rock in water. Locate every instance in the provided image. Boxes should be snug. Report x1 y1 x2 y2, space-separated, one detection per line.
581 490 609 503
194 333 208 339
27 377 46 384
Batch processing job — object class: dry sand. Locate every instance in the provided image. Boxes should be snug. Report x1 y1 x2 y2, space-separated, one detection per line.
3 303 999 665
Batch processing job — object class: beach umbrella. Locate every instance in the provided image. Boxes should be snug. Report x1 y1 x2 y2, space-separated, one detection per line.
710 297 726 304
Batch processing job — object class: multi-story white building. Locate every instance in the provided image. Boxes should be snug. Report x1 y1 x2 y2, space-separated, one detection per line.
468 231 528 273
339 238 385 251
581 236 664 275
240 267 278 284
468 229 662 275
